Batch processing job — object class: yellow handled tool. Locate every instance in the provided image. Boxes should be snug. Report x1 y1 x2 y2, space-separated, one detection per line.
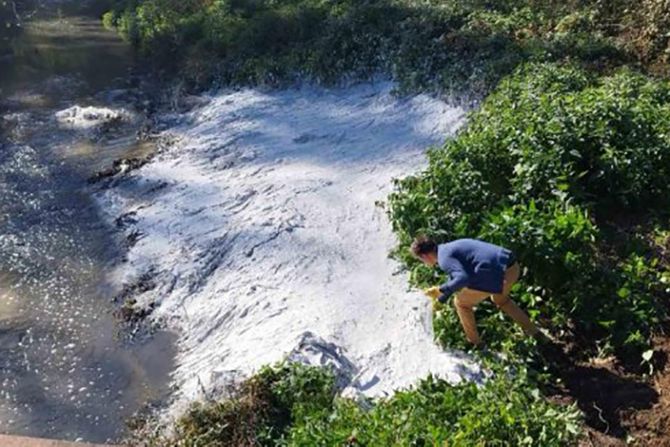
423 286 441 300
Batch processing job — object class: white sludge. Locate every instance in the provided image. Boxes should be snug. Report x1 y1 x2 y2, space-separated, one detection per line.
98 82 481 415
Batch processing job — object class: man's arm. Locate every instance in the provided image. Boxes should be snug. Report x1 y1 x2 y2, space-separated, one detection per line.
437 256 470 303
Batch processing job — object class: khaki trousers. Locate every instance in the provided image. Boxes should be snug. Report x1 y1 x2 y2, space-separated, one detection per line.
453 263 538 345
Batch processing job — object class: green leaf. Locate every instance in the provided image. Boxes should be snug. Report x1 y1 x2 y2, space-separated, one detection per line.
617 287 631 298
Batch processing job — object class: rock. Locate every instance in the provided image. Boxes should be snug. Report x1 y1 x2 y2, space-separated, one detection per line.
88 155 153 184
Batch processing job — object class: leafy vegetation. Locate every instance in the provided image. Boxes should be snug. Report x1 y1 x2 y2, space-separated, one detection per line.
388 62 670 361
104 0 635 95
103 0 670 94
130 362 580 446
173 363 336 446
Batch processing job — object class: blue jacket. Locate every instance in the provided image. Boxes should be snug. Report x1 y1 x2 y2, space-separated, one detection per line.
437 239 514 296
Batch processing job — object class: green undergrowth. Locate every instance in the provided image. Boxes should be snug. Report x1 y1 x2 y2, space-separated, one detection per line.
129 362 580 446
388 62 670 363
104 0 670 96
103 0 639 96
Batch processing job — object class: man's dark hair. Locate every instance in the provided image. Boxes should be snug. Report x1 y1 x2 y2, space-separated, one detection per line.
410 235 437 257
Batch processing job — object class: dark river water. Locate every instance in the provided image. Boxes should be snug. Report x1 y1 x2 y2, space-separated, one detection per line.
0 1 175 443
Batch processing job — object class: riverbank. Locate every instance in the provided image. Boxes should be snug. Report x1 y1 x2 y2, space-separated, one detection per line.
0 433 116 447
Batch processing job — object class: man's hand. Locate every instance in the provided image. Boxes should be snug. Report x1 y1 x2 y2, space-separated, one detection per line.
423 286 441 300
424 287 451 304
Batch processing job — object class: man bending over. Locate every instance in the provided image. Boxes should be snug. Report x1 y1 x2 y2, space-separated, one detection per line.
411 236 538 347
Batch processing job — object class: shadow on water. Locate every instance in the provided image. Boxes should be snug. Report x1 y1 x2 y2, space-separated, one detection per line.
0 1 176 443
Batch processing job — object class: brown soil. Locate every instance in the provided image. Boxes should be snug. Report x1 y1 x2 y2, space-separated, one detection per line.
622 336 670 446
541 333 670 446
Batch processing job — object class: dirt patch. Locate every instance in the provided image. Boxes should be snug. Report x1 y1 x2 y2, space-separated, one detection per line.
622 336 670 446
542 333 670 446
568 363 657 437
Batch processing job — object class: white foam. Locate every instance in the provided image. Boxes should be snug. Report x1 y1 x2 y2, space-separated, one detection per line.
55 105 134 131
98 82 481 415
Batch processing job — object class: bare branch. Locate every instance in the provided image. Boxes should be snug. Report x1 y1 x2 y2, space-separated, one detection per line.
7 0 46 25
10 1 21 25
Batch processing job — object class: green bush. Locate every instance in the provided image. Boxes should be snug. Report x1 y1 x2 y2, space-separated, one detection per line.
166 363 336 446
418 64 670 213
141 362 580 446
104 0 670 91
288 363 580 446
427 201 600 353
388 62 670 358
105 0 628 93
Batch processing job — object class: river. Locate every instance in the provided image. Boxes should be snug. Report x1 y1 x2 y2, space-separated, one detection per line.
0 1 175 443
